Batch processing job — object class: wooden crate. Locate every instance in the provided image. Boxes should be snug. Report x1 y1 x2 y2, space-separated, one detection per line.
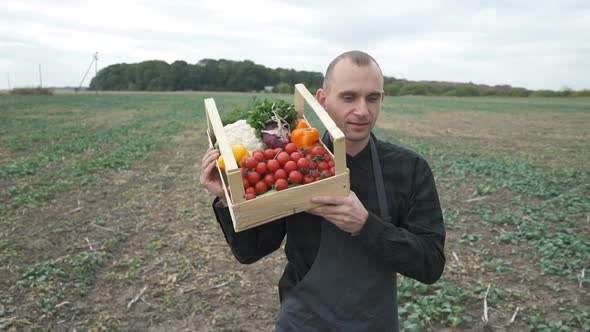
204 83 350 232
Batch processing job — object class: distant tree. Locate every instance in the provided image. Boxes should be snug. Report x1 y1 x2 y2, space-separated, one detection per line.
556 86 573 97
481 89 500 96
275 82 293 94
445 86 480 97
510 88 531 97
170 60 191 90
574 90 590 97
531 90 556 97
399 83 429 96
384 82 403 96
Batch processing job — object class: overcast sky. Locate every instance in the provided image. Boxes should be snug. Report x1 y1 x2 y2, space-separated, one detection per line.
1 0 589 90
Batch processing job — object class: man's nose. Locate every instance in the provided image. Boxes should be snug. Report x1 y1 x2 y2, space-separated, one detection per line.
354 99 369 117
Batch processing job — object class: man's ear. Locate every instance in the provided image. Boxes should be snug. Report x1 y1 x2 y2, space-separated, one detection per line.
316 88 327 109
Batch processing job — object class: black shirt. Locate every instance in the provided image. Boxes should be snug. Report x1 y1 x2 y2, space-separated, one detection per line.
212 134 446 300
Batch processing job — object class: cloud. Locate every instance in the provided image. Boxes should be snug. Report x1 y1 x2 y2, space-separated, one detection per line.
1 0 589 90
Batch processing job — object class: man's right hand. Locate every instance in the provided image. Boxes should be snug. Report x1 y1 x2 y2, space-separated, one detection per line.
200 147 227 206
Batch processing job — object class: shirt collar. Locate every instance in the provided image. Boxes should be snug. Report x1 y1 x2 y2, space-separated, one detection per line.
321 131 375 170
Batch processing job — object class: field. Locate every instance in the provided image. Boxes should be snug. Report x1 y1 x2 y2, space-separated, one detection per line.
0 92 588 331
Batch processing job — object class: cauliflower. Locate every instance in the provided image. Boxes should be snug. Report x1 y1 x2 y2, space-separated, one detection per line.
222 119 264 153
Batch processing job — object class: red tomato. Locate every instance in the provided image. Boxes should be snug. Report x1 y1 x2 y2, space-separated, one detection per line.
242 157 257 169
264 149 276 160
253 151 265 162
277 152 291 166
266 159 280 173
285 143 298 154
247 171 260 184
255 162 267 175
289 170 303 184
303 175 315 184
296 157 309 169
318 161 329 171
283 160 297 174
330 166 335 175
311 146 326 156
308 160 317 170
274 169 288 180
243 177 250 189
254 181 267 194
328 160 335 168
323 154 332 162
275 178 288 191
321 169 332 178
245 192 256 200
290 152 303 162
252 148 264 155
245 186 256 196
264 173 275 187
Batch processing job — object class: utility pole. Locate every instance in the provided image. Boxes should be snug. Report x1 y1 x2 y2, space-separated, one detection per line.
39 64 43 88
79 52 99 93
7 72 11 91
94 52 98 94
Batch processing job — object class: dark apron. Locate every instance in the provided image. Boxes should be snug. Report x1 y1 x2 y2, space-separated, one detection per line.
276 136 399 332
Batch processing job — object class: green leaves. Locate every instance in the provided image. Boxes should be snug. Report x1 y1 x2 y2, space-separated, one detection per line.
246 98 298 136
397 278 472 330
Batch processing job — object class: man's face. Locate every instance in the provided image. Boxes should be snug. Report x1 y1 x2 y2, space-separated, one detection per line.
317 59 384 144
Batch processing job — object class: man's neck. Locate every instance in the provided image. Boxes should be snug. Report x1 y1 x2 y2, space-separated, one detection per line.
345 137 370 157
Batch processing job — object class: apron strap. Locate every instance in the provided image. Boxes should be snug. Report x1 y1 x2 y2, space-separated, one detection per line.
321 131 390 221
369 135 391 222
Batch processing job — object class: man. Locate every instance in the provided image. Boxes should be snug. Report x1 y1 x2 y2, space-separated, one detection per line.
200 50 445 331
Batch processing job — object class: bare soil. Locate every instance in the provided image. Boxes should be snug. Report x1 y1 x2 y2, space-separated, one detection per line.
377 111 590 171
1 116 587 331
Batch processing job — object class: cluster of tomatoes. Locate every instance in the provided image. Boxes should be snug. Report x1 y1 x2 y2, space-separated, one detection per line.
240 143 336 200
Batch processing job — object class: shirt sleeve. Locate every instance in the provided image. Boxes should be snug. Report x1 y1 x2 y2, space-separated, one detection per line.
357 157 446 284
212 198 287 264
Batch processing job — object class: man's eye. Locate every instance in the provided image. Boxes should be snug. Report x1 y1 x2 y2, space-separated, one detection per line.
368 95 380 102
342 95 354 102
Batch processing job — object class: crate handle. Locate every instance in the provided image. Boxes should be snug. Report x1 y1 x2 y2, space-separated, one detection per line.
204 98 246 204
294 84 347 176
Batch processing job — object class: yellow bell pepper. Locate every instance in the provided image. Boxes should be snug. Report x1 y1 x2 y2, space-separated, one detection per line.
217 144 250 170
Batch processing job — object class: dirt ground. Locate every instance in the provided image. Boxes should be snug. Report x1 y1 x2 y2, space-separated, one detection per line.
377 110 590 171
1 111 588 331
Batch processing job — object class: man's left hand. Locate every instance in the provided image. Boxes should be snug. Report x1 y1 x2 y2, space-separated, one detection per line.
307 191 369 235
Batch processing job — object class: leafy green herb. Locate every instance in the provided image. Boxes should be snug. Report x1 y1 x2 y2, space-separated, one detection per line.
246 98 298 137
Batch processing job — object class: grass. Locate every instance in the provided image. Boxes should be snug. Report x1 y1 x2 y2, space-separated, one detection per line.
0 92 588 331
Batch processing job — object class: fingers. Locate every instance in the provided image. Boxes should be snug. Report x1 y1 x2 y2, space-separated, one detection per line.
200 148 219 178
199 148 221 189
307 204 345 215
312 191 360 205
202 147 220 167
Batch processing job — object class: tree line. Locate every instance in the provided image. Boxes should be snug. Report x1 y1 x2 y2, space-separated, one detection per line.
89 59 590 97
89 59 323 93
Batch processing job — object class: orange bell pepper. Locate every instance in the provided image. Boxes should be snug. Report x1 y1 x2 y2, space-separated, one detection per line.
295 119 310 129
291 127 320 150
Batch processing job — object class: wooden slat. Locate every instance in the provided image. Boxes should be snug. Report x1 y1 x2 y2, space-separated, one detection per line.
232 173 349 231
294 84 344 140
294 84 347 175
204 98 245 204
294 88 304 118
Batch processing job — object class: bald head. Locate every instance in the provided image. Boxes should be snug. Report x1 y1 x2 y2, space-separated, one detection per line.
322 50 383 90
